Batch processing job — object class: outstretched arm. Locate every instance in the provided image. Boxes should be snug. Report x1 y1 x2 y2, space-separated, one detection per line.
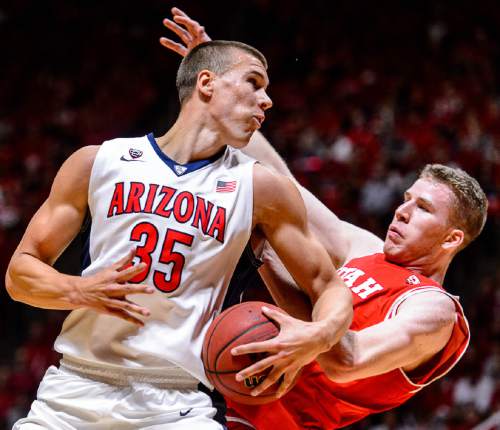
5 146 153 326
159 8 383 266
246 131 383 266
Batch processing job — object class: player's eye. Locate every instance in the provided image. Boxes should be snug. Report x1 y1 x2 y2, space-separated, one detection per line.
248 77 259 89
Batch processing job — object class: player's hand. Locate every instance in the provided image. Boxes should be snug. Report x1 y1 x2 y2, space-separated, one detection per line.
160 7 211 57
72 249 154 326
231 306 332 398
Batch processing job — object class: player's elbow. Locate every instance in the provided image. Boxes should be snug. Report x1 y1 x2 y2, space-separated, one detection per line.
5 258 27 303
317 332 358 383
319 356 358 383
5 268 21 302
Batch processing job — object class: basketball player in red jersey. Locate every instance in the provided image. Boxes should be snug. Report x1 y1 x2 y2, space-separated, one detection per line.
161 8 488 429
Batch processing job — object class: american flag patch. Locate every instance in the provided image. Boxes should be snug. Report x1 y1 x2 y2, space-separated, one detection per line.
216 180 237 193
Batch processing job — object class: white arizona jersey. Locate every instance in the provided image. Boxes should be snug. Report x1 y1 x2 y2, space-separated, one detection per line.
54 133 255 387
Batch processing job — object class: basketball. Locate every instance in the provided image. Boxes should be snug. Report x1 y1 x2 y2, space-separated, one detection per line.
202 301 284 405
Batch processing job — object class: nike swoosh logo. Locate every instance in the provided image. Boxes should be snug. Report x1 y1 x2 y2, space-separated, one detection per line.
179 408 193 417
120 156 145 162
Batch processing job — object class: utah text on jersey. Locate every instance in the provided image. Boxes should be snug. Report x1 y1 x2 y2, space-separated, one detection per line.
337 265 384 300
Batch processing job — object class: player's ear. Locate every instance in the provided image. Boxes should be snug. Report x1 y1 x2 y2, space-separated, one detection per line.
442 228 464 252
197 70 215 101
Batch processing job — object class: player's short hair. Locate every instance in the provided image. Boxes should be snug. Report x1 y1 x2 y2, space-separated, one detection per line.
176 40 268 105
419 164 488 250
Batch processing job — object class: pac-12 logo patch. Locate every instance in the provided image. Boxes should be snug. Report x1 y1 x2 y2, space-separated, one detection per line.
174 165 188 175
129 148 143 159
406 275 420 285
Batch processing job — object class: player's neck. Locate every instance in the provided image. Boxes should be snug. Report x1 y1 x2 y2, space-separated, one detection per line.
404 254 450 284
156 106 230 163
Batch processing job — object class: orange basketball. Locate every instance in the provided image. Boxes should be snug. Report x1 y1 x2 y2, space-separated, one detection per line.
202 301 283 405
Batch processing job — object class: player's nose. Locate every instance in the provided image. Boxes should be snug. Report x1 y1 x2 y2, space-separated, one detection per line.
259 91 273 111
394 203 410 223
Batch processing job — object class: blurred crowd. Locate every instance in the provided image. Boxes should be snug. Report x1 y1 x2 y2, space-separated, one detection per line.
0 0 498 428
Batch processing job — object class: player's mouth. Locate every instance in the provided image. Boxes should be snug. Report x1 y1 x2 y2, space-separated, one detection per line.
387 225 404 240
252 114 265 128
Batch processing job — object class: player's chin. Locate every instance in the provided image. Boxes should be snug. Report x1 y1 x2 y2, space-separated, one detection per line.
383 241 406 263
229 130 255 148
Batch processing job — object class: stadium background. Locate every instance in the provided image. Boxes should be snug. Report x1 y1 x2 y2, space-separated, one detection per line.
0 0 499 428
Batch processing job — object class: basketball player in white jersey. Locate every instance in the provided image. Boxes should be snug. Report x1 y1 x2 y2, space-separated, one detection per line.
6 40 352 428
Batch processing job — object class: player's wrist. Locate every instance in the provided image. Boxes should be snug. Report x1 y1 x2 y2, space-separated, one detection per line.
63 275 88 308
311 320 339 353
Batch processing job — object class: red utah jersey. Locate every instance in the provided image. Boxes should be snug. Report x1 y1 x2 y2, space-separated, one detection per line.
227 253 470 429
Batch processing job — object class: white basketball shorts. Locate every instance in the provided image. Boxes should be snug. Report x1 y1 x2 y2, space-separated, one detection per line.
13 365 225 429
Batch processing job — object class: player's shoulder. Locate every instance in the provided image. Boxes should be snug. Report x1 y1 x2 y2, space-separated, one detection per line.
253 163 297 196
398 288 457 329
63 145 100 174
49 145 100 204
401 289 456 311
252 163 303 224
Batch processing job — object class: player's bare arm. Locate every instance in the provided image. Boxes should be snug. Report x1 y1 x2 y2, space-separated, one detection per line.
246 131 383 266
159 7 383 267
231 163 353 397
318 291 457 383
5 146 153 326
256 242 313 321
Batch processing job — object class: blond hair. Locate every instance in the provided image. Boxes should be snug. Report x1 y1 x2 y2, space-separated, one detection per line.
419 164 488 249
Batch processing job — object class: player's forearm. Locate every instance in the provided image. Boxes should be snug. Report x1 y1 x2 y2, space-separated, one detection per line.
6 252 81 310
258 244 313 321
259 265 313 322
311 283 353 352
297 186 350 267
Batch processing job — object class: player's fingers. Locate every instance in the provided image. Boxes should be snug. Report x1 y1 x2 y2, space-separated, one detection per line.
171 7 189 18
115 262 147 282
102 297 151 317
173 15 203 37
236 351 289 382
159 37 188 57
250 366 285 397
231 338 280 356
99 305 145 327
261 306 288 325
163 18 192 43
276 368 298 398
105 283 155 297
170 8 211 42
197 26 206 38
114 248 136 270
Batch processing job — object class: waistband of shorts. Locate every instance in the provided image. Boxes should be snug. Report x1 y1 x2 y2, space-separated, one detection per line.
60 355 199 390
